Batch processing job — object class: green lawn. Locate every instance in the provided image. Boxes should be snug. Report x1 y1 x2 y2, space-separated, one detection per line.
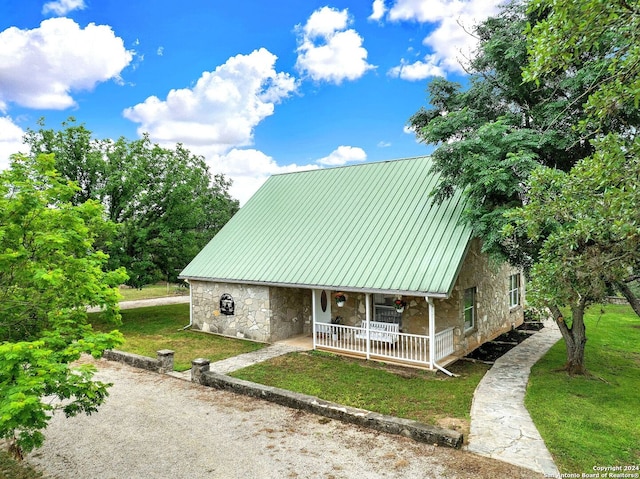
89 303 264 370
231 350 489 428
118 283 188 301
526 304 640 473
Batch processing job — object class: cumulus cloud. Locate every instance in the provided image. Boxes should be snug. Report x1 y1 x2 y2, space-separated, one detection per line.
369 0 387 21
209 149 319 205
387 56 446 80
385 0 503 76
0 116 26 171
316 145 367 166
123 48 297 151
0 18 133 111
295 6 374 84
42 0 86 16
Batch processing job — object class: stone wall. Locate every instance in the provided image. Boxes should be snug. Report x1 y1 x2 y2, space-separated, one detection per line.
190 280 271 342
331 292 367 326
103 349 174 373
268 287 310 341
436 238 524 356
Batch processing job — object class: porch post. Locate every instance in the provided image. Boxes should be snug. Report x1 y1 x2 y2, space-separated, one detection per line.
427 296 435 369
311 289 317 350
365 292 371 360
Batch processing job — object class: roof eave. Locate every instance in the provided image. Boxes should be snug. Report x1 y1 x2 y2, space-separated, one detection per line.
178 275 450 299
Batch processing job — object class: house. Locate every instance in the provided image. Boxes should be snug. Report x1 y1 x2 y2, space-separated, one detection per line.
179 156 524 374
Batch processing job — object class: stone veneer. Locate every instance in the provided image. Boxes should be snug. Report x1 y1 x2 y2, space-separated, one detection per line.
189 238 523 356
189 280 310 342
438 238 525 356
190 280 271 342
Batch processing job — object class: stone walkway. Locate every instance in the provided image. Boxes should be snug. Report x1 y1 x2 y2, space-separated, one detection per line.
466 319 562 477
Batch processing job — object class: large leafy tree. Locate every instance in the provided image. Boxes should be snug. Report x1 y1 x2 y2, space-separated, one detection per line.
408 1 604 268
503 0 640 373
24 119 239 288
409 0 640 374
506 135 640 373
0 154 127 458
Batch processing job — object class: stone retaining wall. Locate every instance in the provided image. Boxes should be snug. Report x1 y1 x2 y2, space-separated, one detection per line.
103 349 174 374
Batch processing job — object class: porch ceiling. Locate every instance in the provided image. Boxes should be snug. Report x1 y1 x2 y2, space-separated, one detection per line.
180 156 472 296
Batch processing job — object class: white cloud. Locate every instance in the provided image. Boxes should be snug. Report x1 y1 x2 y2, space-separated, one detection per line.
123 48 297 151
0 18 133 110
317 145 367 166
377 140 392 148
387 56 446 80
369 0 387 21
42 0 86 16
0 116 26 171
157 46 164 56
295 6 374 84
210 148 319 205
385 0 503 75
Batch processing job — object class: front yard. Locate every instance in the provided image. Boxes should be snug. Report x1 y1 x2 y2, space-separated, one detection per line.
89 303 264 370
526 304 640 473
90 301 639 474
231 350 488 436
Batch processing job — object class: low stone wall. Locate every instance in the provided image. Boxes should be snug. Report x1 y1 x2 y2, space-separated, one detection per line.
103 349 175 374
198 369 462 449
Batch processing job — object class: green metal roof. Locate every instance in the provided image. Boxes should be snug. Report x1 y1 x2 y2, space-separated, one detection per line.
180 156 473 297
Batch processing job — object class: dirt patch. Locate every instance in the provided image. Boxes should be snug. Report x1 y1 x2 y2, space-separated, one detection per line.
436 417 470 441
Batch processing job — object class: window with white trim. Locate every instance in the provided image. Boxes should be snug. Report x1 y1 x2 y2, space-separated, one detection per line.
464 287 476 331
509 274 521 308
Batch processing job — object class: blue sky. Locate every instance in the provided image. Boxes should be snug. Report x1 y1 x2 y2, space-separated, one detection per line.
0 0 502 204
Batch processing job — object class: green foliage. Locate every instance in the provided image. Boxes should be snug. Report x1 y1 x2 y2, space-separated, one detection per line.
525 0 640 130
0 154 126 457
24 119 239 288
408 1 610 267
506 135 640 310
526 304 640 472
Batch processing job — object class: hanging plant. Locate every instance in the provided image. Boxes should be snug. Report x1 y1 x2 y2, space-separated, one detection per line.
335 292 346 306
394 299 406 312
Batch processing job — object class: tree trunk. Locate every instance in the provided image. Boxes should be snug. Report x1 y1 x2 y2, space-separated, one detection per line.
615 280 640 317
549 300 588 375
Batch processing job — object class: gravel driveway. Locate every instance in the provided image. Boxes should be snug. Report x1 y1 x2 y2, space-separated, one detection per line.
27 359 542 479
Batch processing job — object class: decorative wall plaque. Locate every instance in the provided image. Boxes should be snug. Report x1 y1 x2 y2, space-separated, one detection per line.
219 293 235 315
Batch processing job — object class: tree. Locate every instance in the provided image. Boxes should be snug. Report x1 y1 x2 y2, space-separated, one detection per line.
503 0 640 373
409 0 640 373
24 120 239 288
408 1 606 268
505 135 640 373
0 154 127 458
524 0 640 130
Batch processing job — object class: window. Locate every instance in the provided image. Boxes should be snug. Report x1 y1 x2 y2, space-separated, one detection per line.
464 287 476 331
373 294 402 325
509 274 521 308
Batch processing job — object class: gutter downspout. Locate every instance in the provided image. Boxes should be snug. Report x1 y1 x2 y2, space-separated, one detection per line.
312 289 317 350
181 280 194 330
365 292 371 360
427 296 455 377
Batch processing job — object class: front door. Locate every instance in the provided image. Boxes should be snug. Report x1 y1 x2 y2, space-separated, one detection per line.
313 289 332 325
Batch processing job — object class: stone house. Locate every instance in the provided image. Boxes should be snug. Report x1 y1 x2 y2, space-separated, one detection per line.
180 157 524 374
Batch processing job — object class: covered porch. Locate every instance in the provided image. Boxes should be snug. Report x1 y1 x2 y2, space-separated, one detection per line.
310 290 457 374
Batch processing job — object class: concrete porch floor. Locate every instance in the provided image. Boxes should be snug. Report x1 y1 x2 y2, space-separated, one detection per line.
275 334 314 350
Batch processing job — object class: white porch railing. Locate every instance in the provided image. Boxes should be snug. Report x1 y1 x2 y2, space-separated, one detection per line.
314 324 455 368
